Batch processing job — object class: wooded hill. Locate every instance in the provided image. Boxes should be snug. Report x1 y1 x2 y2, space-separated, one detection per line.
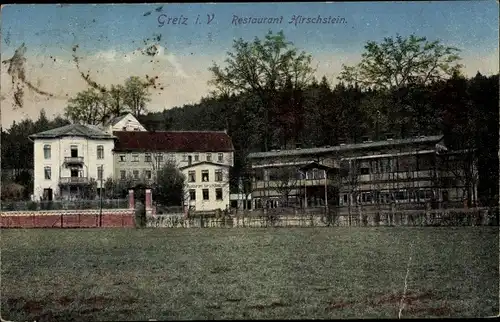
2 32 498 205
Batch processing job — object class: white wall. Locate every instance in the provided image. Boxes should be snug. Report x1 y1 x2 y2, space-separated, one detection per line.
114 151 234 180
182 163 231 212
112 114 147 132
33 136 115 200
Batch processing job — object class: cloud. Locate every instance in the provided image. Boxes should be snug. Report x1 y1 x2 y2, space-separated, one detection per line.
0 46 216 128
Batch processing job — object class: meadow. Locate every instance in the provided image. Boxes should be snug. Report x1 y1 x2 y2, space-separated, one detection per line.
1 227 498 320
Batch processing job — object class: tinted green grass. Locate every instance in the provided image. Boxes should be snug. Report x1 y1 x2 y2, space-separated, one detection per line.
1 227 498 320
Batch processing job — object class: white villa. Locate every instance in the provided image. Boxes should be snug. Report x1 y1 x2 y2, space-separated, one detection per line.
29 124 116 201
28 113 235 212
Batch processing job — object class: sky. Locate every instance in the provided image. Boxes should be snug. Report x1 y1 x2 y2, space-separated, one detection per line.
1 2 498 129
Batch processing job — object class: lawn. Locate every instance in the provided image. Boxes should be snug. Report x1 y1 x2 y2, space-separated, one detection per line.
1 227 498 320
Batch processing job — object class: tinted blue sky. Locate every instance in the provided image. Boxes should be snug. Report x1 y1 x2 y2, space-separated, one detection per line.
1 2 498 128
2 2 498 56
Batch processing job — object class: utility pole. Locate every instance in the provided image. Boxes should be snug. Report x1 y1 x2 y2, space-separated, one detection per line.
376 110 381 141
99 165 103 227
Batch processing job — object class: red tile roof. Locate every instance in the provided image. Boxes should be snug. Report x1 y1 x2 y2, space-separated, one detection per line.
113 131 234 153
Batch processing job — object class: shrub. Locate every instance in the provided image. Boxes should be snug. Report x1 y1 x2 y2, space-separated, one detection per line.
27 202 38 211
3 202 15 211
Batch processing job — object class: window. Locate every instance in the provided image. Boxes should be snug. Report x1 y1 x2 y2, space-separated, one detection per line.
119 155 126 162
206 153 212 162
43 144 51 159
202 170 209 182
386 159 394 172
132 154 139 162
133 170 139 179
360 167 370 175
145 153 152 162
218 153 223 162
97 166 103 180
156 153 164 163
254 169 264 181
215 169 223 182
120 170 126 180
145 170 152 180
70 169 79 177
215 188 223 200
202 189 209 200
268 169 278 181
194 154 199 162
97 145 104 159
188 171 196 182
70 145 78 157
188 155 192 165
189 189 196 200
44 167 51 180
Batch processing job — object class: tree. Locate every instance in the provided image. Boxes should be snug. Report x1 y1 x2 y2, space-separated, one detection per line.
209 30 315 151
123 76 151 119
154 160 186 207
107 84 129 117
64 89 108 125
338 34 463 90
341 159 361 226
273 166 300 207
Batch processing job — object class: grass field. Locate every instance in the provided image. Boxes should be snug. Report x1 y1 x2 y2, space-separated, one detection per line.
1 227 498 320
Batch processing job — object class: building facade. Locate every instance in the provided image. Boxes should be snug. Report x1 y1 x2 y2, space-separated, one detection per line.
103 113 147 134
112 130 234 211
248 135 478 209
29 124 116 201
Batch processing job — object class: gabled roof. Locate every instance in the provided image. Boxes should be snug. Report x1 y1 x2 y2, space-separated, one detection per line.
248 135 444 159
29 124 115 140
299 162 332 172
179 161 231 170
113 131 234 153
105 113 130 126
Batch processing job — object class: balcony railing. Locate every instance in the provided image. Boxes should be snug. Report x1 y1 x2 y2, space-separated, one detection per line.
59 177 89 184
65 156 84 164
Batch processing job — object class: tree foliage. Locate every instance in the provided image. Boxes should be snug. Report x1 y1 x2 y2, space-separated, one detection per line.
154 161 186 207
209 30 315 151
338 34 463 90
63 76 151 125
2 32 498 207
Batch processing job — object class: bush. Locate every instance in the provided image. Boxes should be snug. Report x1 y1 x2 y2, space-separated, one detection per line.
3 202 15 211
27 202 38 211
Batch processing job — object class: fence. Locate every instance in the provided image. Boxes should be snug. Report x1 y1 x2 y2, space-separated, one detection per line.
147 206 498 228
1 199 128 211
1 209 135 228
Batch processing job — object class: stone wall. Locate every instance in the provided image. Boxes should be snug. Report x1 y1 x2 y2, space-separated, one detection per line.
1 189 138 228
1 209 135 228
